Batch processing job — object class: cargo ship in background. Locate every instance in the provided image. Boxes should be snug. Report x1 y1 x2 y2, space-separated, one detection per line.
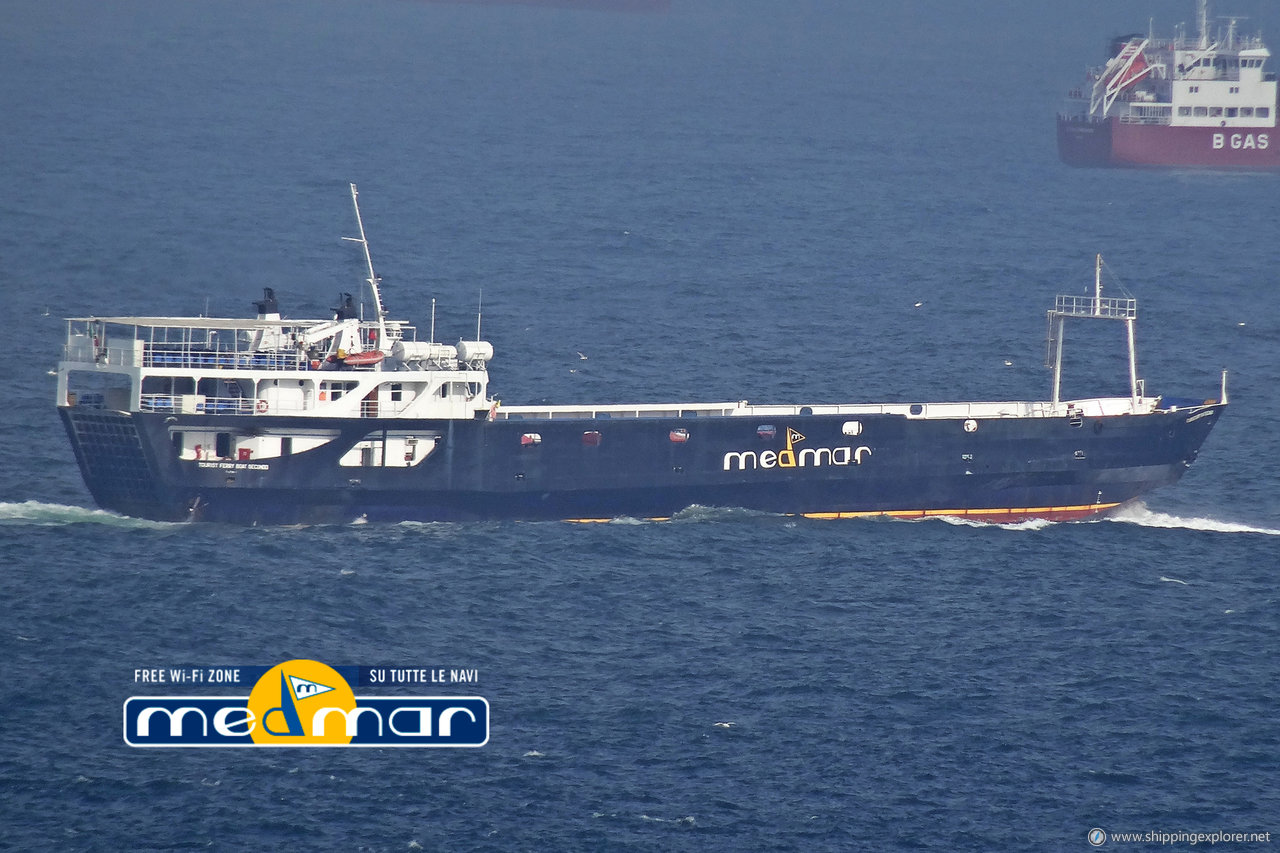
55 186 1227 525
1058 0 1279 169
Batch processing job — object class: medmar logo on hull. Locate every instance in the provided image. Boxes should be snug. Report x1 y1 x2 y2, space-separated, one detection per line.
124 659 488 748
723 428 872 471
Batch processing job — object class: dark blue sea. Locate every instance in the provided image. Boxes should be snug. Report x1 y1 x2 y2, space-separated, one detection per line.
3 1 1279 850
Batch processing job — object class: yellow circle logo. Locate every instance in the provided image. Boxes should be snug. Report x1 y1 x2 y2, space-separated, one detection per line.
246 660 357 745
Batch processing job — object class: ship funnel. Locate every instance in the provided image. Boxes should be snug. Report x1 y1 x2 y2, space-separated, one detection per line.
253 287 280 318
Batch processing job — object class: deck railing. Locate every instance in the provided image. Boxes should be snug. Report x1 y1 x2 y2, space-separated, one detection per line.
144 347 307 371
140 395 254 415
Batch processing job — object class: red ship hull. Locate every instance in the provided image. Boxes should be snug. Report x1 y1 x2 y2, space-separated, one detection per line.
1058 116 1280 170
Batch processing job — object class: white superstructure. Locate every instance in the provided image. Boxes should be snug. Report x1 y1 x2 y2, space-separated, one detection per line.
1068 0 1276 129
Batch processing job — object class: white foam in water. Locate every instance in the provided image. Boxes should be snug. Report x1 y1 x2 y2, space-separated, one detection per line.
1106 501 1280 536
0 500 170 528
933 515 1055 531
670 505 777 523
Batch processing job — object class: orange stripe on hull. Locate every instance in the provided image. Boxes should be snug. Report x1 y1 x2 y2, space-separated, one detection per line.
802 503 1121 523
564 504 1122 524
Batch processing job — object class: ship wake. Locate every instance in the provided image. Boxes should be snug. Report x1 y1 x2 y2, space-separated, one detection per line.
1105 501 1280 536
931 515 1055 531
0 501 171 528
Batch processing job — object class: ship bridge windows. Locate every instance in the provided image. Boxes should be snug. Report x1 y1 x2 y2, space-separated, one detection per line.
1258 107 1271 119
320 380 358 402
439 382 470 398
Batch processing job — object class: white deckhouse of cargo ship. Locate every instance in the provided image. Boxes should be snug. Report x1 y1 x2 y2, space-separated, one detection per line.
56 186 1227 524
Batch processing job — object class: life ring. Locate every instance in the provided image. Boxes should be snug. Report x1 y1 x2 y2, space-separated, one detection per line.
256 400 269 414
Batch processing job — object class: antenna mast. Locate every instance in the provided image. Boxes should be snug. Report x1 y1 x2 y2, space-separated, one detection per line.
1094 253 1103 315
342 183 388 351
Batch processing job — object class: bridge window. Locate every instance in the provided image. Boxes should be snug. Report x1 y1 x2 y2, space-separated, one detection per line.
1178 106 1192 116
320 381 357 401
1259 107 1271 119
439 382 468 398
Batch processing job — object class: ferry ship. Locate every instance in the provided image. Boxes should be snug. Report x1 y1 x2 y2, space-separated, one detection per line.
55 186 1227 524
1058 0 1279 169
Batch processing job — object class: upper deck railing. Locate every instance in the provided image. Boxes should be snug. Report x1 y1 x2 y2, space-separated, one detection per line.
60 317 418 372
143 346 308 371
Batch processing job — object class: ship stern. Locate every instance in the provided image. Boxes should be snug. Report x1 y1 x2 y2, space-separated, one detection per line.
1057 116 1114 167
59 406 189 521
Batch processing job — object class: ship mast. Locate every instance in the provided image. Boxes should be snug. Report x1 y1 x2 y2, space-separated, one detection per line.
1047 255 1141 410
343 182 388 352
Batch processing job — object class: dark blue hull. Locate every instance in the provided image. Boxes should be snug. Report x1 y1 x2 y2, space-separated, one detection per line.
58 402 1225 524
